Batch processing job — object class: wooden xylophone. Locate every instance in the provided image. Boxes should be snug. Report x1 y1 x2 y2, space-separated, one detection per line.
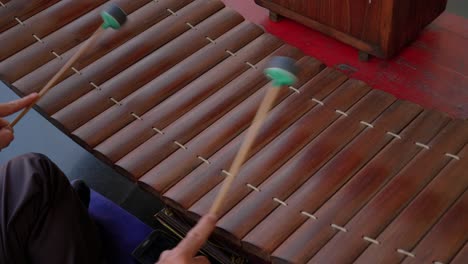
1 0 467 263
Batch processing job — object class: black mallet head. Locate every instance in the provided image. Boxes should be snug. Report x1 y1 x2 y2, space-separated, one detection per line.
264 56 298 87
101 4 127 30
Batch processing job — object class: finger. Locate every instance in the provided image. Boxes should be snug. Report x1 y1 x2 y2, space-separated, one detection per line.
0 128 14 149
0 93 39 117
193 255 210 264
0 118 9 128
176 214 217 257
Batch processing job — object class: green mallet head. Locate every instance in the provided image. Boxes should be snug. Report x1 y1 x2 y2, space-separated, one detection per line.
264 56 298 87
101 4 127 30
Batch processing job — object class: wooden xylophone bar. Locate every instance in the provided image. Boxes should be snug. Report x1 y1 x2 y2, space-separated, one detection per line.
1 1 467 263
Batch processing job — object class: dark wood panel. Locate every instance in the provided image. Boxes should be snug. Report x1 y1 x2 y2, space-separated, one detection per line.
256 0 447 58
311 119 468 263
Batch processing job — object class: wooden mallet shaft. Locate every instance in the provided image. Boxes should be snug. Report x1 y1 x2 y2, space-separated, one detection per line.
10 3 127 127
209 56 298 216
10 27 104 127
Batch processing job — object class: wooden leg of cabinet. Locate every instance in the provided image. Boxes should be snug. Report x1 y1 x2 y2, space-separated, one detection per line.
269 11 282 22
358 50 371 62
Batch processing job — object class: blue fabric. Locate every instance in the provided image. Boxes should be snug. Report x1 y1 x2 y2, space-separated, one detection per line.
88 190 153 264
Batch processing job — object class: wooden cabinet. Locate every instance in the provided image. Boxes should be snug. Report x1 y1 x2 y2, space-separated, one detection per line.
255 0 447 59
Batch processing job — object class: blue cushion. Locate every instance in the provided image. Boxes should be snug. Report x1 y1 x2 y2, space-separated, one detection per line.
88 190 153 264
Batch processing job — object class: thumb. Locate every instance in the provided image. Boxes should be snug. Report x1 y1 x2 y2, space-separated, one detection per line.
0 93 39 117
0 128 14 149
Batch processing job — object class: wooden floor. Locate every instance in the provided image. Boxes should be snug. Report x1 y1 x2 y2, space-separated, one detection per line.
222 0 468 119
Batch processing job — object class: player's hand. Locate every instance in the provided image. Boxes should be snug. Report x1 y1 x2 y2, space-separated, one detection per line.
156 213 217 264
0 93 38 149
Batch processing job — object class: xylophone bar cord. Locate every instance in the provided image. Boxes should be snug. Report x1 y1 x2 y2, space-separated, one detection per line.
209 86 281 215
9 27 105 128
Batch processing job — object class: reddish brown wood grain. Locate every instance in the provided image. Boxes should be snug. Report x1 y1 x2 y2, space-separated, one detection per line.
130 45 302 181
34 0 220 116
451 243 468 264
311 119 468 263
139 57 322 194
354 145 468 264
94 33 284 162
0 0 59 33
163 68 348 209
0 0 108 61
402 189 468 264
271 110 451 263
242 100 423 259
53 8 246 131
0 0 151 84
212 89 395 246
15 0 198 97
73 21 264 146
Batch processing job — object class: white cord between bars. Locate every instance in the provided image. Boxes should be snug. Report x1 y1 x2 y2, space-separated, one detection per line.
131 113 143 121
301 211 317 220
335 110 348 117
433 261 445 264
206 36 216 44
273 198 287 207
51 51 62 60
0 1 6 8
245 62 257 70
225 50 236 57
186 22 196 30
32 34 43 43
173 141 187 150
415 142 430 150
397 249 415 258
331 224 347 232
197 156 210 165
221 169 232 177
386 131 402 139
444 153 460 160
363 236 380 245
166 8 177 16
152 127 165 135
109 97 122 106
312 98 324 106
71 67 82 75
246 184 260 192
360 121 374 128
15 17 25 26
288 86 300 94
90 82 101 90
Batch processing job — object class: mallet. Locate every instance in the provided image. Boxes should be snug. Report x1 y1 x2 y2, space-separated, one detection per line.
209 56 298 216
10 4 128 127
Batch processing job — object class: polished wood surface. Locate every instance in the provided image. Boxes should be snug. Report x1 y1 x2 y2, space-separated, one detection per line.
1 1 466 263
255 0 448 58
